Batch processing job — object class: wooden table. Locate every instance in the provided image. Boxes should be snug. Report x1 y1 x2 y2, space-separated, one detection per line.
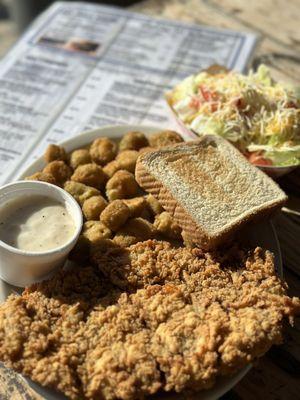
0 0 299 399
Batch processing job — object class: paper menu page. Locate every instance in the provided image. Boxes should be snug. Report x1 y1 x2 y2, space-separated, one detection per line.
0 1 257 183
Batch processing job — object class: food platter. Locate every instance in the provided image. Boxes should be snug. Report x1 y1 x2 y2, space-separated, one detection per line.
0 125 283 400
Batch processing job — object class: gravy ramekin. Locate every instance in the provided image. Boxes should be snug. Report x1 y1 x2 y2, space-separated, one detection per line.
0 181 82 287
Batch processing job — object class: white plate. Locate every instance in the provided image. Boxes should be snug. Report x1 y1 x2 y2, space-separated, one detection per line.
1 125 283 400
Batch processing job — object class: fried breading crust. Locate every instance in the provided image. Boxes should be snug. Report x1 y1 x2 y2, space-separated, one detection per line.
0 241 299 400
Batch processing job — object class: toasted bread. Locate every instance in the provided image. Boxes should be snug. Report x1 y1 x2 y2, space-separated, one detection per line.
135 135 287 249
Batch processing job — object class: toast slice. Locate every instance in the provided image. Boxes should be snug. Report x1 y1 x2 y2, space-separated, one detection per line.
135 135 287 249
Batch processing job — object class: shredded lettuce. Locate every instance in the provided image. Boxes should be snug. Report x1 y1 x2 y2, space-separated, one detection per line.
190 116 226 137
265 146 300 166
254 64 273 86
248 143 300 166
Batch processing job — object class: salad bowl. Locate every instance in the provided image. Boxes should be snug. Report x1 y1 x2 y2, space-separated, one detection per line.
166 64 300 179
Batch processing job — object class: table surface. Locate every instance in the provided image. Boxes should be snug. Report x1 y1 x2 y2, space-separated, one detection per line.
0 0 299 399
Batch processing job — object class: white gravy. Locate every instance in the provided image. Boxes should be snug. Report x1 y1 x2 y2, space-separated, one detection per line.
0 195 76 252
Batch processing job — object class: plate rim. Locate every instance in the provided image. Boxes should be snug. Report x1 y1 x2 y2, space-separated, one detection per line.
18 124 161 179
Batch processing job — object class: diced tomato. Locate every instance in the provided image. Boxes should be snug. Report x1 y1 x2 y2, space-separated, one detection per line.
198 85 218 102
196 85 219 112
199 85 211 101
235 98 243 108
210 102 218 112
230 96 246 111
247 152 273 166
286 101 297 109
189 97 201 109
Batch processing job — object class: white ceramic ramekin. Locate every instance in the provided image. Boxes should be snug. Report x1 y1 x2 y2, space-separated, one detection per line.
0 181 83 287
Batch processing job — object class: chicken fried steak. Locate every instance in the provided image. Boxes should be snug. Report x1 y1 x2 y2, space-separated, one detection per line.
0 240 299 400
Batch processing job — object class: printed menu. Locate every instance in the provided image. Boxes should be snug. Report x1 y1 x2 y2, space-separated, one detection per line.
0 1 257 183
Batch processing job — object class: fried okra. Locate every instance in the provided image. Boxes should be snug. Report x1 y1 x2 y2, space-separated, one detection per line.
103 150 139 177
88 237 119 256
154 212 182 239
82 221 112 243
64 181 100 206
123 197 147 217
119 131 149 151
68 235 90 264
181 230 195 248
43 161 72 186
70 234 117 263
103 160 120 179
69 149 91 170
113 217 156 247
145 194 163 216
90 137 117 165
149 130 183 148
113 232 139 247
44 144 67 163
106 170 139 201
139 146 155 154
100 200 130 232
71 163 106 188
82 221 112 257
116 150 139 173
139 208 152 221
25 172 57 185
82 195 107 220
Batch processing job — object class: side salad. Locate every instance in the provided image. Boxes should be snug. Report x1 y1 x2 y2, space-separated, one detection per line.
167 65 300 167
